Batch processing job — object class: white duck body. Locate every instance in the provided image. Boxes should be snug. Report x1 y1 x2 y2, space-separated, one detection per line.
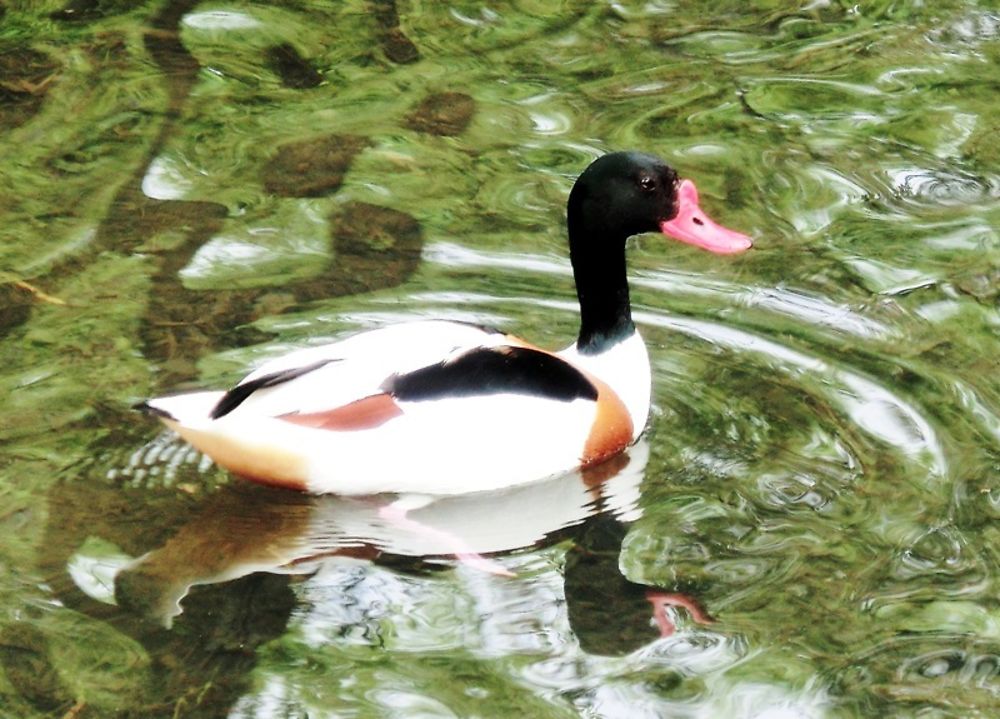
145 320 648 495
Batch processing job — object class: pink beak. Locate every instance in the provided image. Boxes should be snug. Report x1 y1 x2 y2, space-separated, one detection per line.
660 179 753 254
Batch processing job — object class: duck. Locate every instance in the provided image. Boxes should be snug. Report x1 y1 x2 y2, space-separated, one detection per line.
138 151 752 495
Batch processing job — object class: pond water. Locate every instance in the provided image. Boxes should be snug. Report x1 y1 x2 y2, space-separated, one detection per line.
1 1 998 717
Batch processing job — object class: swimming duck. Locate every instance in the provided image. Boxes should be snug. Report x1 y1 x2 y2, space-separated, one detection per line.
139 151 751 495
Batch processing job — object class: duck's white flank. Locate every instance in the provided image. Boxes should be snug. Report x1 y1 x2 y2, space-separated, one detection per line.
145 320 641 496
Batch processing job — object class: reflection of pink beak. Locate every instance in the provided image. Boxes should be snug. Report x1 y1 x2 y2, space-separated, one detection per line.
645 590 714 638
660 179 753 254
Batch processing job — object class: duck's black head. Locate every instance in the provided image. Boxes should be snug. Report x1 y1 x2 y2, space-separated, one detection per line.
568 150 752 255
567 151 680 243
567 151 752 353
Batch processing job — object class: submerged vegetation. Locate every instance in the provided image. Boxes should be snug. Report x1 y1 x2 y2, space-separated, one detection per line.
0 1 998 716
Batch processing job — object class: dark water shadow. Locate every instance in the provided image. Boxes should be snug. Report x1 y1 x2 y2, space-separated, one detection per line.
140 196 424 385
14 0 476 388
370 0 421 64
0 46 59 130
19 473 294 718
106 1 425 386
0 284 33 339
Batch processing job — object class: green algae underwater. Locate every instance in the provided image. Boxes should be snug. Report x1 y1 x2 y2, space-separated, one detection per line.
1 1 998 717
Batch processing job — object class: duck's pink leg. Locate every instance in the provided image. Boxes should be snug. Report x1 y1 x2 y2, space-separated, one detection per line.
377 503 516 577
645 591 713 637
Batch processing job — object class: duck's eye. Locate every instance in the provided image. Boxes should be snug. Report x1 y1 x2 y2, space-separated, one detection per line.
638 176 656 192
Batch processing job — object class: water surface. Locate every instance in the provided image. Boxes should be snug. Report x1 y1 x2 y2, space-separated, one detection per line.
1 1 998 717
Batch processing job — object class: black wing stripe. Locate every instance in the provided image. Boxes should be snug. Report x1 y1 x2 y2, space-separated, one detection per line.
383 346 598 403
210 359 337 419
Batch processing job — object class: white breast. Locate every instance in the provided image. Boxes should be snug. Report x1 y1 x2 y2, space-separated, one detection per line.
559 330 651 440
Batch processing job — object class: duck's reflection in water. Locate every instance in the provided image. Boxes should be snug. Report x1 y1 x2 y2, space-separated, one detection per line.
104 439 708 656
47 439 838 718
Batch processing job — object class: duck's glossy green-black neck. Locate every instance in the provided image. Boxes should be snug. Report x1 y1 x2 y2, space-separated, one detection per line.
568 223 634 355
567 152 679 355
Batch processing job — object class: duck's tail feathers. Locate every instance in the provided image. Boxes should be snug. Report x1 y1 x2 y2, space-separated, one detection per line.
135 392 226 427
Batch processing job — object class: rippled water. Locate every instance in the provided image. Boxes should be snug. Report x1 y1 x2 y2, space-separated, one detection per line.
1 1 998 717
